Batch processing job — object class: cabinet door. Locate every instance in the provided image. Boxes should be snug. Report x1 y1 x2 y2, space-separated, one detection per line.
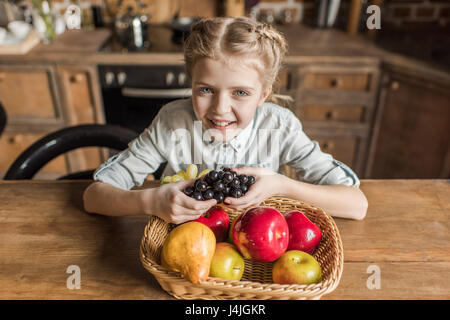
0 64 63 127
292 63 380 179
58 65 104 125
0 132 67 179
367 73 450 178
315 136 358 167
58 65 106 173
281 134 362 180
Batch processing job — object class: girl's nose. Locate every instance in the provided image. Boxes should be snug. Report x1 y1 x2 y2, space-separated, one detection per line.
213 92 231 114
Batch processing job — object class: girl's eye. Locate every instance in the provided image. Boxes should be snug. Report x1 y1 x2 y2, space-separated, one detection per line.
234 90 248 97
199 87 213 94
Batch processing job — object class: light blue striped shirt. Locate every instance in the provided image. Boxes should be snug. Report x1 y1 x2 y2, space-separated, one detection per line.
94 98 360 190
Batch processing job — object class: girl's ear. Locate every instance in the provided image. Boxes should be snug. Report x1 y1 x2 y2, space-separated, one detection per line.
258 85 272 107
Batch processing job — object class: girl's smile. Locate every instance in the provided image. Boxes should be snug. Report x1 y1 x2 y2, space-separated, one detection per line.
208 118 236 130
191 57 271 142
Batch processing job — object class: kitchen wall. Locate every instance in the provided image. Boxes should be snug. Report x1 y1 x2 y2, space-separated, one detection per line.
295 0 450 31
42 0 450 29
374 0 450 68
24 0 219 24
382 0 449 30
102 0 219 22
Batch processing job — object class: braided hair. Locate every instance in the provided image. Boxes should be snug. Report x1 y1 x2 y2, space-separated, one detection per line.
184 16 288 93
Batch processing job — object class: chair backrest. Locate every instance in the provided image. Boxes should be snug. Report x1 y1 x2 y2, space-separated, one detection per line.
4 124 138 180
0 102 7 137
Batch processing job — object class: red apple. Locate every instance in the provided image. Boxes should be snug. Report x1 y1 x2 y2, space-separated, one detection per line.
284 210 322 254
193 206 229 242
228 218 237 244
232 207 289 262
272 250 322 285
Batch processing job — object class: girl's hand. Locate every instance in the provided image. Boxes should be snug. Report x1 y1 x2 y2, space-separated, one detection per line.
144 179 217 224
224 166 285 211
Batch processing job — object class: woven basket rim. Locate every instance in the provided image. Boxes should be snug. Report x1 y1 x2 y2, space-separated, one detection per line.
139 196 344 299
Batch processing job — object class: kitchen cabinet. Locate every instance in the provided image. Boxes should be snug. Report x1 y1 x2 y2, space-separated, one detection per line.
56 65 107 174
0 64 67 178
0 63 106 179
282 62 380 180
0 64 64 128
0 132 67 179
366 66 450 179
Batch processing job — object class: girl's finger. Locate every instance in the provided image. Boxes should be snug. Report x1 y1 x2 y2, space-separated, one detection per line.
172 205 202 217
172 178 196 189
231 166 259 175
233 167 277 178
180 196 218 212
172 214 203 224
224 190 260 206
231 201 259 211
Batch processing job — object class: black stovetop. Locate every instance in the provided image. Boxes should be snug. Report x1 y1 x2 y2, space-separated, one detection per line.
100 24 185 53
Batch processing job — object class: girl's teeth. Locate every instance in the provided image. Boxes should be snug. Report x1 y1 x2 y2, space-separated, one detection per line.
212 120 232 126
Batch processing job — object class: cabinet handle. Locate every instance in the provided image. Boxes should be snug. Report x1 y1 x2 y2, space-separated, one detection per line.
69 73 84 83
391 81 399 90
322 141 334 150
325 110 337 120
329 78 340 88
8 134 23 144
0 72 5 82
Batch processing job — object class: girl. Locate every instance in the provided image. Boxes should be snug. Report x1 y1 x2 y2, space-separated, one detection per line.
83 17 368 223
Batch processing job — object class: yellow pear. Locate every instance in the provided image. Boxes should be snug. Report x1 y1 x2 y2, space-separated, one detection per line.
161 222 216 284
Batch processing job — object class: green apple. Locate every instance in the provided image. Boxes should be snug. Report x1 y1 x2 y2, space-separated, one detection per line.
272 250 322 285
209 242 245 281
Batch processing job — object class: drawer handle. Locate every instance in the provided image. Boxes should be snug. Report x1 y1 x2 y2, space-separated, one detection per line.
391 81 400 91
325 110 337 120
329 78 340 88
70 74 84 83
8 135 23 144
322 141 334 150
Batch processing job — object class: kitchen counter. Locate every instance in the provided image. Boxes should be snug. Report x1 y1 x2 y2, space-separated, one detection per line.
2 25 382 64
0 179 448 299
1 25 448 85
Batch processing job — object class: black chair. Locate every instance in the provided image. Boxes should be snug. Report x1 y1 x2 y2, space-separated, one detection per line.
0 102 7 138
4 124 139 180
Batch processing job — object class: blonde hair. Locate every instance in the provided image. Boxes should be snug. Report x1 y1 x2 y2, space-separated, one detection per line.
184 16 288 92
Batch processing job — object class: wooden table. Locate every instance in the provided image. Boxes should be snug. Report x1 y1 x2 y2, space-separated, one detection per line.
0 180 448 300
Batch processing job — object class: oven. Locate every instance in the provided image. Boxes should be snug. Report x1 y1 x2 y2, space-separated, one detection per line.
98 64 192 178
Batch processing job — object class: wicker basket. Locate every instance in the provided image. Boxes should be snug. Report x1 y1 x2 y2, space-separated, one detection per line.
139 197 344 300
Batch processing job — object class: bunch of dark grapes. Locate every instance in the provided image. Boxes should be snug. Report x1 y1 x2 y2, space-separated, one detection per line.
183 167 256 203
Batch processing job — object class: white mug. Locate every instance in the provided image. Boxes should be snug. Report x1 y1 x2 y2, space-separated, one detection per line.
8 21 31 39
